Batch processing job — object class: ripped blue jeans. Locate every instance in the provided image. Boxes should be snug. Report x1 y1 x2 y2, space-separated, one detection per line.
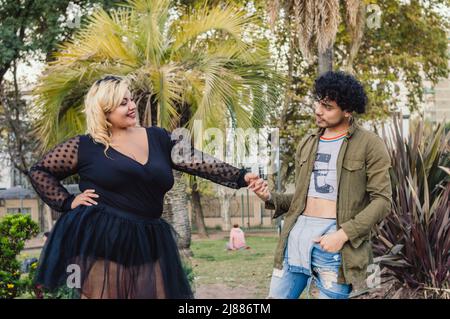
268 215 352 299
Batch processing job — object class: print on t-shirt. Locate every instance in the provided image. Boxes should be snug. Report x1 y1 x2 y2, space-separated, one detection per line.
313 152 334 193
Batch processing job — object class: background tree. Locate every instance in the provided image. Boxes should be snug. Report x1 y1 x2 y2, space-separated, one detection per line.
268 0 364 74
189 176 209 238
0 0 121 177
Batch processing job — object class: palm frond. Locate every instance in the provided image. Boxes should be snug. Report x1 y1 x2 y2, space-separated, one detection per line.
125 0 171 65
189 57 238 129
148 63 182 128
56 9 138 68
315 0 340 54
172 4 252 53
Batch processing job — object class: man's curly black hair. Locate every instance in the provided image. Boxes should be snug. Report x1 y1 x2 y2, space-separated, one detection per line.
313 71 367 114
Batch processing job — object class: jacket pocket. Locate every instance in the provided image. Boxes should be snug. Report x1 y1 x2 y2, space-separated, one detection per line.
342 239 372 269
349 232 370 249
342 159 364 171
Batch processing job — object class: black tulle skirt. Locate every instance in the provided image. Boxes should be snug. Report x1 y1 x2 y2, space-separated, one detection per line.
35 203 193 299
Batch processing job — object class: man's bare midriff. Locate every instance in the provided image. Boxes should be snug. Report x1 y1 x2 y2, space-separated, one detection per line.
302 196 337 219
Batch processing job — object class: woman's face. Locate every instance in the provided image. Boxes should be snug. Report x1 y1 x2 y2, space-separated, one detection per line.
107 90 137 129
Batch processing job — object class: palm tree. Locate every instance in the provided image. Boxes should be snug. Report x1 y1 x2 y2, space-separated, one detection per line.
31 0 281 253
268 0 366 74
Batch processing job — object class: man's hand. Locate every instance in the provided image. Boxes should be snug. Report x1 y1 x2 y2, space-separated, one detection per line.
247 177 270 202
313 229 349 253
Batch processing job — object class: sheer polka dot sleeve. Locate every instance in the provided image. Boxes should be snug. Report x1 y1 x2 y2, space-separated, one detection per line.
26 136 80 212
164 129 248 189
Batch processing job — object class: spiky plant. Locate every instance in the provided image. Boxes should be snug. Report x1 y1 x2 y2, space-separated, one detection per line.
374 116 450 299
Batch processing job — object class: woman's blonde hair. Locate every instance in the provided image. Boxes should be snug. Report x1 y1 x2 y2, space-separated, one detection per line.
84 75 138 156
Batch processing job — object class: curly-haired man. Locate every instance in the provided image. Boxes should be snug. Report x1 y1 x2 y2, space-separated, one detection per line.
249 71 392 299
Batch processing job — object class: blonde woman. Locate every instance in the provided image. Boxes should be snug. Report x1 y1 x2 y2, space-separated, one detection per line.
27 75 259 299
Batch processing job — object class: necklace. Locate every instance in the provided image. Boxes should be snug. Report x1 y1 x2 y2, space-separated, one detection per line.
111 142 138 160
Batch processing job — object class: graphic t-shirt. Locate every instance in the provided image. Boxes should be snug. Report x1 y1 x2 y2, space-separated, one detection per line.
306 132 346 201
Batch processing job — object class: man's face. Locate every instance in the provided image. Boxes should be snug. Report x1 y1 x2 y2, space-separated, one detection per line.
314 98 351 128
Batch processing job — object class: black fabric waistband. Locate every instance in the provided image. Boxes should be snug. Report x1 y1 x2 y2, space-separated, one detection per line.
96 202 163 224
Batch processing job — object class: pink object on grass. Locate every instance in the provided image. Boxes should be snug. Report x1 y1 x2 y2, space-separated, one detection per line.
227 226 248 250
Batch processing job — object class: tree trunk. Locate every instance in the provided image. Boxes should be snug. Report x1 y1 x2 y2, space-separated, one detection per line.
191 182 209 238
163 170 192 256
318 46 334 75
218 187 233 231
221 197 231 232
269 25 295 193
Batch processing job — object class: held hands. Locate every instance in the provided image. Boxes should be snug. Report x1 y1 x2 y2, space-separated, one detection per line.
244 172 259 185
313 229 349 253
70 189 99 209
245 174 270 202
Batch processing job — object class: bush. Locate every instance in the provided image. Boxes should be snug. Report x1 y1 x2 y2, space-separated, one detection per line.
374 116 450 298
0 214 39 299
20 259 77 299
182 258 195 290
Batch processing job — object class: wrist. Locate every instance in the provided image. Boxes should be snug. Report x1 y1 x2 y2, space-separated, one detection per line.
338 228 349 242
64 194 76 211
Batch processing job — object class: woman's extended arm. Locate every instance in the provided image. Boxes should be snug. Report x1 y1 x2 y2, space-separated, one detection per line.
162 128 255 189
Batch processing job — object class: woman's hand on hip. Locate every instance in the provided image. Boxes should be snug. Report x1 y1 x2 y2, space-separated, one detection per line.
70 189 99 209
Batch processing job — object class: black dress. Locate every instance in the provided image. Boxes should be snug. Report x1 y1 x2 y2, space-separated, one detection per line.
27 126 247 299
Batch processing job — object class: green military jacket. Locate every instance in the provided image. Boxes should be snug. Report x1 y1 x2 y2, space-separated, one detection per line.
265 119 392 291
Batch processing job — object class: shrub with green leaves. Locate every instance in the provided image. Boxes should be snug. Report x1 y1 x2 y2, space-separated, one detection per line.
0 214 39 299
374 116 450 298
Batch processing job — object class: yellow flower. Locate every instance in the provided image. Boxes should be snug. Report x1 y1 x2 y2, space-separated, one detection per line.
31 262 38 269
7 284 14 289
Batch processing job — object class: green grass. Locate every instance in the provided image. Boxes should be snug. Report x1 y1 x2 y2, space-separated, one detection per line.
191 235 278 298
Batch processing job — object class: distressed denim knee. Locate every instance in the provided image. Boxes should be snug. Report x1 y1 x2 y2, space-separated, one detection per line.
311 244 352 299
313 266 351 299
